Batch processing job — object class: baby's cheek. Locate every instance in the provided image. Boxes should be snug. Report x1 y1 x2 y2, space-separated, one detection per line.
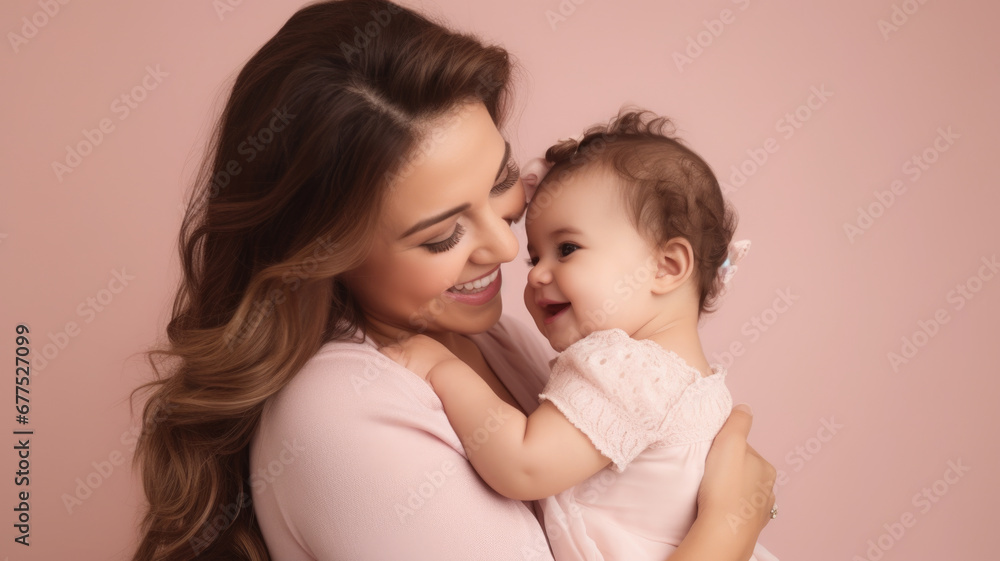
522 285 544 323
522 284 535 313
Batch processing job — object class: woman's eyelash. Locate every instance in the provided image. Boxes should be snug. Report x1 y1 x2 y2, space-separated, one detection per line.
421 159 519 254
421 160 519 254
491 161 520 196
423 223 466 253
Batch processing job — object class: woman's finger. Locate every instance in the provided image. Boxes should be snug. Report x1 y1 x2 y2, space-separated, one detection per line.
743 442 777 528
721 403 754 439
698 402 781 539
746 443 778 481
704 404 752 474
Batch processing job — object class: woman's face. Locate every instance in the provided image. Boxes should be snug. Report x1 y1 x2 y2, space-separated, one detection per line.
343 102 526 341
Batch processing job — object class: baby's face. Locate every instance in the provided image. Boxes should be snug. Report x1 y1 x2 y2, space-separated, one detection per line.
523 168 662 352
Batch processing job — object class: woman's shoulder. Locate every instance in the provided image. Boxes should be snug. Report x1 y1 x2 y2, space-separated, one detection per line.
248 333 551 560
263 335 440 427
287 336 404 391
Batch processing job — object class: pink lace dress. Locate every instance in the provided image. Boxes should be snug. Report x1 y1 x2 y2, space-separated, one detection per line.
538 328 778 561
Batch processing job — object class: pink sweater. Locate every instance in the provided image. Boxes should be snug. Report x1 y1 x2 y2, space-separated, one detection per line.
249 315 559 560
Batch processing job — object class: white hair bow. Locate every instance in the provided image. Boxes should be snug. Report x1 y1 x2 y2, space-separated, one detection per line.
718 239 751 286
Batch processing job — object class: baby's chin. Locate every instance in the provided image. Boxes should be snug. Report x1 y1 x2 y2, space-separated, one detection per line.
543 331 584 353
529 310 586 352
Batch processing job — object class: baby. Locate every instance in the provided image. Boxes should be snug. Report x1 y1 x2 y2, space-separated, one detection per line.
383 109 777 561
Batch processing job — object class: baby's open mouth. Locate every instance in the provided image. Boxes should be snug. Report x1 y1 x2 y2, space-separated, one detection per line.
544 302 570 316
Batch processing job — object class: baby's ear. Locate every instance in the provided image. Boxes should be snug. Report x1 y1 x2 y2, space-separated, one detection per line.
651 237 695 294
520 157 553 203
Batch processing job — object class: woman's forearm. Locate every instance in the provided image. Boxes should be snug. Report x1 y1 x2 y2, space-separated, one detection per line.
667 511 757 561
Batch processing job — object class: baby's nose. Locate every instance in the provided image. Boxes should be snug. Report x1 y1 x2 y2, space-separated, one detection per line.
526 262 551 287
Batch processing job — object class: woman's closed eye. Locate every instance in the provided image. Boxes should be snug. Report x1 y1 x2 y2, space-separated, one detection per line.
422 222 466 253
418 161 522 253
491 160 520 196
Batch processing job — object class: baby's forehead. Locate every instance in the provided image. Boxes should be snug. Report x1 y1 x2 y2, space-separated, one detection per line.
525 172 626 237
524 181 578 225
528 167 622 214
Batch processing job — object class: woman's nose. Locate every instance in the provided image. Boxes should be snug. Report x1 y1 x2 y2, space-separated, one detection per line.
470 213 520 265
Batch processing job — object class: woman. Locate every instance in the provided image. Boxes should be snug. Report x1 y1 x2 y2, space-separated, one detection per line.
131 1 777 559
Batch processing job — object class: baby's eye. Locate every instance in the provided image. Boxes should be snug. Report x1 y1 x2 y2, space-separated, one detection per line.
525 256 538 267
558 243 579 257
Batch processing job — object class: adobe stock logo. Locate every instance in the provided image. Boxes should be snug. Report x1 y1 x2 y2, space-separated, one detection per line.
719 85 834 195
887 254 997 373
728 417 843 533
35 267 136 372
712 287 800 370
843 127 958 244
394 461 457 524
51 65 169 183
7 0 71 54
672 0 752 72
213 0 246 21
877 0 931 41
852 458 969 561
545 0 589 30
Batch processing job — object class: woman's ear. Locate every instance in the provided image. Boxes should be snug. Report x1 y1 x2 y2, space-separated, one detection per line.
651 237 695 295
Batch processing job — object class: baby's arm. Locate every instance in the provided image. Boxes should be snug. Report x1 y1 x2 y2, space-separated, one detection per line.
429 357 611 501
381 334 610 501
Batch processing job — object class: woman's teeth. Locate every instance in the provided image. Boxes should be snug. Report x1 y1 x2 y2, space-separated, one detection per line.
449 269 499 293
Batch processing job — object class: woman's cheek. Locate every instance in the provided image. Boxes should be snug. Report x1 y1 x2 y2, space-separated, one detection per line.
404 254 450 296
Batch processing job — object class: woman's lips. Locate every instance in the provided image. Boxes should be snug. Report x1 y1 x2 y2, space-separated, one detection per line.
443 268 502 306
454 266 499 288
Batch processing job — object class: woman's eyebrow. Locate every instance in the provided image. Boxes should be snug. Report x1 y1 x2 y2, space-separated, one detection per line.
400 203 472 239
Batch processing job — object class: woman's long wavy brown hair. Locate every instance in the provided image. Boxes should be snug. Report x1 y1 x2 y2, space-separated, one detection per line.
129 1 514 558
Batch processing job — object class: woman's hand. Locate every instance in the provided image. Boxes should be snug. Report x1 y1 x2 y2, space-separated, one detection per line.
378 334 461 382
694 403 776 560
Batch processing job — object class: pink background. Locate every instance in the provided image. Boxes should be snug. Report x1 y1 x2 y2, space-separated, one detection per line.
2 0 997 559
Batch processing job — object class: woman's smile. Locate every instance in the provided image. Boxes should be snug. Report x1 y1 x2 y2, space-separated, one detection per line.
444 267 503 305
449 266 500 293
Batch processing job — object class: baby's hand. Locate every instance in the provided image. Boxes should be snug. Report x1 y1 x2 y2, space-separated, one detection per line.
378 334 460 382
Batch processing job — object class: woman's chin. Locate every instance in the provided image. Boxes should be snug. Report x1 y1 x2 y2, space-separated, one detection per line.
430 299 504 335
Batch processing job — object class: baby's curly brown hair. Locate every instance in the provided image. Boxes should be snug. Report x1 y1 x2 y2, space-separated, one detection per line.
532 107 738 315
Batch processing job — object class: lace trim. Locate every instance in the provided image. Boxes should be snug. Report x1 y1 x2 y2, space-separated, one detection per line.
539 329 733 470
